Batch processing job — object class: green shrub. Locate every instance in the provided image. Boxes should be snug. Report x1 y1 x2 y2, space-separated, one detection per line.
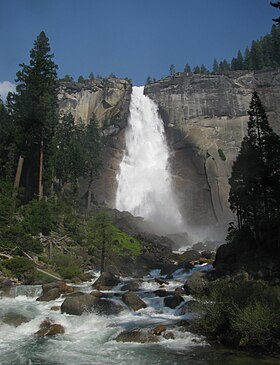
218 148 226 161
0 224 43 254
21 199 53 235
231 303 280 346
52 253 81 279
197 278 280 349
4 257 35 280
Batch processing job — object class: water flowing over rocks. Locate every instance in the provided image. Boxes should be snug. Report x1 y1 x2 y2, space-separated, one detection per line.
144 69 280 236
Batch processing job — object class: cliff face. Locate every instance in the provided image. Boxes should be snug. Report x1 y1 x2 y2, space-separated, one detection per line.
57 71 280 238
58 78 131 206
144 69 280 234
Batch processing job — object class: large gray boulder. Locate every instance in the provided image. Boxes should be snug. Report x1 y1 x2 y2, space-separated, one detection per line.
184 271 209 295
61 293 123 316
122 292 147 311
92 272 120 290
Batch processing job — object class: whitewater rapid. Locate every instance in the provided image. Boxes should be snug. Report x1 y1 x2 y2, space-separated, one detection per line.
0 269 207 365
116 86 183 234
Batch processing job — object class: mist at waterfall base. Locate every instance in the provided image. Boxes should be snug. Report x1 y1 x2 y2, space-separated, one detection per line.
116 86 185 237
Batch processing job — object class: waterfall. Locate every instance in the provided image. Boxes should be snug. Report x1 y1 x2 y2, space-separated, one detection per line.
115 86 183 234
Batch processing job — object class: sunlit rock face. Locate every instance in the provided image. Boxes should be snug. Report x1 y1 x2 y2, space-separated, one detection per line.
144 69 280 236
58 78 132 126
58 78 132 206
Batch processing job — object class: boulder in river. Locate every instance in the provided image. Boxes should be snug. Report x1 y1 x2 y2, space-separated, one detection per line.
2 312 29 327
122 291 147 311
61 293 124 315
121 281 141 291
37 281 75 301
184 271 209 295
153 324 166 335
115 329 160 343
35 318 65 337
163 295 184 309
37 287 60 302
92 272 120 290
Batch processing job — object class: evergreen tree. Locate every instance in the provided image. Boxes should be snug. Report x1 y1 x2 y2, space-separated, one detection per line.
145 76 152 85
251 40 264 70
200 64 208 74
0 99 16 180
236 50 244 70
61 74 73 82
169 64 176 76
222 59 230 71
78 75 85 83
212 59 219 73
88 72 95 81
8 31 58 202
83 114 103 210
231 57 238 71
53 113 85 193
271 1 280 24
193 65 201 74
243 47 252 70
229 92 280 248
184 63 191 74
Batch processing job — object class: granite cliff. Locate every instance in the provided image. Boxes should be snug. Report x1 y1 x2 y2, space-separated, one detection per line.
58 70 280 239
58 77 131 205
145 69 280 237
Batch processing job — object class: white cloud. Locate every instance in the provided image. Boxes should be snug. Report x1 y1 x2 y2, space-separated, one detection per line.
0 81 16 102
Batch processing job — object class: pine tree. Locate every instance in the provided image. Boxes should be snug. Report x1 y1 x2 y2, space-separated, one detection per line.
200 64 208 74
184 63 191 74
229 92 280 248
8 31 58 202
212 59 219 73
88 72 95 81
146 76 152 85
193 66 201 74
243 47 252 70
53 113 86 194
78 75 85 83
169 64 176 76
236 50 244 70
83 114 103 211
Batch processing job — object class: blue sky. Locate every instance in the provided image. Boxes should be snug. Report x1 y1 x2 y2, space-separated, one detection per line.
0 0 277 96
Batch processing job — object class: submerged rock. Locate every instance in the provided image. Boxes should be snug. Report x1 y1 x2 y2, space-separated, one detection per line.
115 329 160 343
155 277 169 285
35 318 65 337
122 291 147 311
121 281 141 291
153 324 166 335
1 312 29 327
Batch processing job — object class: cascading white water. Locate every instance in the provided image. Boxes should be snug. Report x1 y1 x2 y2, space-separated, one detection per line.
116 86 183 234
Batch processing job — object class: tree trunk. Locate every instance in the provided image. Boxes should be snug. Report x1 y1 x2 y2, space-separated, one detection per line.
100 240 105 274
38 139 43 201
87 174 93 212
12 155 24 201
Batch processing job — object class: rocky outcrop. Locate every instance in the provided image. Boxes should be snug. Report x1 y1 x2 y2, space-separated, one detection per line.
145 69 280 234
58 77 132 207
59 78 131 127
